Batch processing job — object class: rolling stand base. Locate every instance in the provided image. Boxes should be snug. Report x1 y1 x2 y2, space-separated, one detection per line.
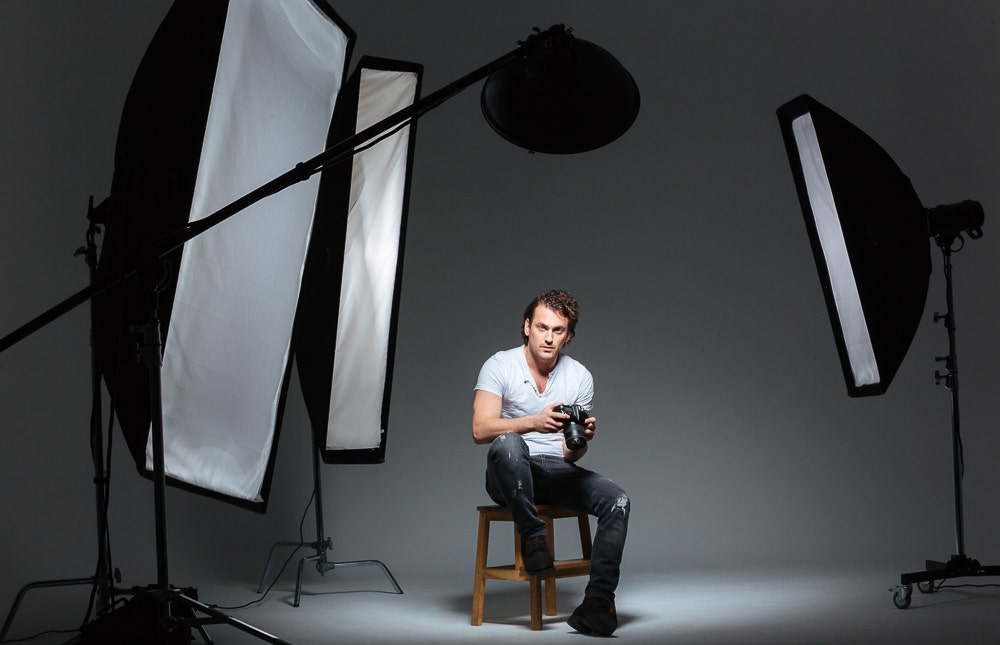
892 555 1000 609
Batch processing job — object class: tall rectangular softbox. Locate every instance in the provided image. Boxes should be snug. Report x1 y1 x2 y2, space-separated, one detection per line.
295 57 423 464
94 0 355 510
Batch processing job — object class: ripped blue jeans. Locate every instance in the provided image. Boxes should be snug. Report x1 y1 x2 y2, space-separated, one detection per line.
485 432 630 603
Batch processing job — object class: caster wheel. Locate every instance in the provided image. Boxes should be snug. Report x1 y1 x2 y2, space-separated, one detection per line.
892 584 912 609
917 580 936 594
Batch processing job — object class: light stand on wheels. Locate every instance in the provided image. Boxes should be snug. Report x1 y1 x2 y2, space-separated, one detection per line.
256 442 403 607
892 224 1000 609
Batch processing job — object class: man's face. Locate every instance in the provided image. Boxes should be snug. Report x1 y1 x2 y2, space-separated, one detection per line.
523 304 571 364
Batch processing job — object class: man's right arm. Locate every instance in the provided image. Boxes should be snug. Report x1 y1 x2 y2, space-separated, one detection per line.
471 389 567 444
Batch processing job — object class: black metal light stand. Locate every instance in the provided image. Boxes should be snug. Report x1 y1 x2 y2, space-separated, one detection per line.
255 443 403 607
1 198 117 643
892 227 1000 609
105 263 290 644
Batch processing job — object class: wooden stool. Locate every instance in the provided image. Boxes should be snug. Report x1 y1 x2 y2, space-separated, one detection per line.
471 504 592 630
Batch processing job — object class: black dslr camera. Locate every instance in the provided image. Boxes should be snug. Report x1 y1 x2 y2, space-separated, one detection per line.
555 404 590 450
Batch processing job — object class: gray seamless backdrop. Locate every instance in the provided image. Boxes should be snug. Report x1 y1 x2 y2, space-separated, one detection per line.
1 0 998 623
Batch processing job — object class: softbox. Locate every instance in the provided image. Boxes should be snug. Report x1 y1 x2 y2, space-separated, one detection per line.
777 94 932 396
94 0 355 510
295 57 423 464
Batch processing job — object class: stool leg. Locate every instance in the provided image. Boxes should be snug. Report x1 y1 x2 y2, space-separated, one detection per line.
543 515 557 616
512 524 524 572
577 514 593 559
544 579 557 616
529 576 543 630
471 512 490 626
473 506 593 631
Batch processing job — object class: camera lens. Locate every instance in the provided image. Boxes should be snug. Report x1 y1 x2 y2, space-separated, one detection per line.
563 421 587 450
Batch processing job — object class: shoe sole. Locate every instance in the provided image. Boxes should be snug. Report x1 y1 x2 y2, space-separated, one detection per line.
567 614 592 635
568 614 616 637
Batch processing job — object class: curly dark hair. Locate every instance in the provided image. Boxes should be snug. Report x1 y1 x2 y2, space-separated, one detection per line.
521 289 579 345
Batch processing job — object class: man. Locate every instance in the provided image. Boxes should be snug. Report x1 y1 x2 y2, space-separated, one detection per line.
472 289 629 637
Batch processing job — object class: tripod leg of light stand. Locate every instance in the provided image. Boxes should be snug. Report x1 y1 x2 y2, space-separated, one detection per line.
291 555 403 608
300 447 404 604
256 444 403 607
173 593 291 645
257 540 403 606
0 578 95 642
318 560 403 594
311 444 402 589
256 541 307 594
892 240 1000 609
294 553 320 608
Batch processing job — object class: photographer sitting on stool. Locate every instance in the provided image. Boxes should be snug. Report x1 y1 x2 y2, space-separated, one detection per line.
471 289 629 637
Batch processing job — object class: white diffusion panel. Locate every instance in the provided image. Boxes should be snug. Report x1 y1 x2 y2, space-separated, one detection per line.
327 68 418 451
791 112 879 388
150 0 349 502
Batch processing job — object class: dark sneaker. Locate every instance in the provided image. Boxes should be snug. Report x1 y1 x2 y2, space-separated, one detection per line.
521 535 555 574
568 596 617 636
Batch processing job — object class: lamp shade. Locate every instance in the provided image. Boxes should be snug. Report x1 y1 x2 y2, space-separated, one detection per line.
777 94 931 396
481 26 640 154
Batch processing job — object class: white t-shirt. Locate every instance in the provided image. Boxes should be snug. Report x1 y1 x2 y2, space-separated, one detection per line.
475 346 594 457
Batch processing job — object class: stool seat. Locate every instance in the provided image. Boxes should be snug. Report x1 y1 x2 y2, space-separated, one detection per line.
471 504 592 630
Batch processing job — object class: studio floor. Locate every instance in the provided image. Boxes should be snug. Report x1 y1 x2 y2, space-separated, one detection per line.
4 564 1000 644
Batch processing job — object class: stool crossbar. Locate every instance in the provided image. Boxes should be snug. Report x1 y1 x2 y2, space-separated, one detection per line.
472 504 592 630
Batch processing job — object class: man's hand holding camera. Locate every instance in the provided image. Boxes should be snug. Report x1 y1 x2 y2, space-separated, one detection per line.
533 402 596 462
536 403 596 441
